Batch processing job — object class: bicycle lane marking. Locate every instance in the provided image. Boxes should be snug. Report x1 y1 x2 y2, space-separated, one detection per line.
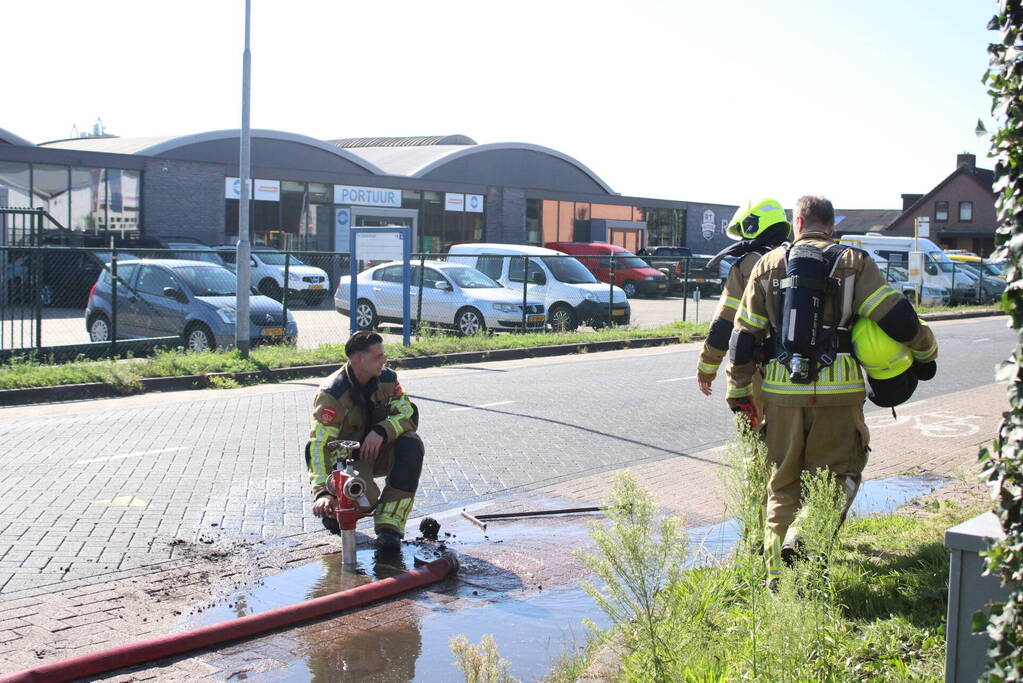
865 410 981 438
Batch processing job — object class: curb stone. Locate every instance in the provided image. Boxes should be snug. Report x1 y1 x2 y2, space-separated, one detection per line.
0 308 1003 408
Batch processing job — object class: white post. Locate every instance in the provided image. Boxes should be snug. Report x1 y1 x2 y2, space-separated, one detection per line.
235 0 252 355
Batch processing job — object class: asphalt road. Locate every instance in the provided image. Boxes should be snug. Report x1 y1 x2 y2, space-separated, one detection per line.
0 316 1012 594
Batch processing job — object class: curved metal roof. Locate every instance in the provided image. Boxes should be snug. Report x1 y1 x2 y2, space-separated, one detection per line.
0 127 35 146
41 130 385 174
415 142 614 193
329 134 476 148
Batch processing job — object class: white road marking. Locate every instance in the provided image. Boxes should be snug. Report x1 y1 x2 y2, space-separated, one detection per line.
657 375 697 383
973 338 991 342
73 447 187 465
450 401 514 412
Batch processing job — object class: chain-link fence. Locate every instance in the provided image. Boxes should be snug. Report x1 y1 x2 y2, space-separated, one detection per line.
1 245 1004 362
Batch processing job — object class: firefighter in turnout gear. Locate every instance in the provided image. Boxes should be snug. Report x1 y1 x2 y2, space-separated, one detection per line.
697 198 792 426
305 331 424 552
727 195 938 586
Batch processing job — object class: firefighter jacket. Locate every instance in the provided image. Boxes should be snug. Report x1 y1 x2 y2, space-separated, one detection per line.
305 363 420 499
697 250 765 382
726 231 938 407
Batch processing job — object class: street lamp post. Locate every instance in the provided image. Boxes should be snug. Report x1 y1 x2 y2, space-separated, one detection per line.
235 0 253 356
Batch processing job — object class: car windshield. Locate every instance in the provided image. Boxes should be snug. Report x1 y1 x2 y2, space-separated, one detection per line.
616 253 650 269
175 266 240 296
541 256 598 284
255 251 305 266
444 267 501 288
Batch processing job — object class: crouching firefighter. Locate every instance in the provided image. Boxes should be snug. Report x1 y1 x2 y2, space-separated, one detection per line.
305 331 424 552
697 197 791 428
726 195 938 587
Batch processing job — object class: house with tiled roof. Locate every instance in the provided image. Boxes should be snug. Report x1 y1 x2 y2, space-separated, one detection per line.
884 153 997 256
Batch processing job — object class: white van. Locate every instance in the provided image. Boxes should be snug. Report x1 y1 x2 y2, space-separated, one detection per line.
446 243 630 330
839 233 971 305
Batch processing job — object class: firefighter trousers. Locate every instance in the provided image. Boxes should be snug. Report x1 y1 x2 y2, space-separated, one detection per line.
762 402 869 575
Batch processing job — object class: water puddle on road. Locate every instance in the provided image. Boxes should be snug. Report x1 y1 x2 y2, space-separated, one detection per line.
191 474 946 682
686 473 949 566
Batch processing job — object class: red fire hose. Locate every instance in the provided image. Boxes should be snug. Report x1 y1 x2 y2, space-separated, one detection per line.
0 553 459 683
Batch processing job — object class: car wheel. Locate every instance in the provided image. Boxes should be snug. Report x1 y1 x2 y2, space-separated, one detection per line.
258 278 283 301
549 303 578 332
455 307 485 337
88 313 111 342
622 281 638 298
40 283 55 307
185 323 215 352
355 299 378 330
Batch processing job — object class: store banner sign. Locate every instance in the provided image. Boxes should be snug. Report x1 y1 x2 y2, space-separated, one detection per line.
445 193 465 212
225 177 279 201
253 179 280 201
334 184 402 207
335 208 351 252
465 194 484 213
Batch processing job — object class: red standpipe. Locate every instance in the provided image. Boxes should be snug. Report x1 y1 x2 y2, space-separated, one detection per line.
0 553 458 683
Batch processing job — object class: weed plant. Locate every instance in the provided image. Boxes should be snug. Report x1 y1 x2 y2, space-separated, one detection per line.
450 634 519 683
569 428 984 682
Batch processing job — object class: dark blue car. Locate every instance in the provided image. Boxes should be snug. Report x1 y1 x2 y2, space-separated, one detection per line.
85 259 297 351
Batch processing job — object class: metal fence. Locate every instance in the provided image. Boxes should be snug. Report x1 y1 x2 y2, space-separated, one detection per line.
0 245 1002 362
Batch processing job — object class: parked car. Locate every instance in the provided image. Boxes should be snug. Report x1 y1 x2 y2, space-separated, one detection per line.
955 261 1006 303
335 260 546 336
638 246 724 295
85 259 297 351
29 247 127 308
543 242 669 298
163 241 227 266
446 243 629 331
879 262 950 307
213 247 330 305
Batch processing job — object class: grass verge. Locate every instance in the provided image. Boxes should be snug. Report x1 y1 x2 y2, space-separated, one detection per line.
0 321 706 391
558 444 987 682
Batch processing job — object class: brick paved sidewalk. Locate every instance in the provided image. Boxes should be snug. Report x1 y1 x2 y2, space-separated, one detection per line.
0 381 1004 681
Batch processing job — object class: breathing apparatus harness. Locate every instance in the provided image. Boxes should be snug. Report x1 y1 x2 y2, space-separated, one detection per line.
775 241 851 384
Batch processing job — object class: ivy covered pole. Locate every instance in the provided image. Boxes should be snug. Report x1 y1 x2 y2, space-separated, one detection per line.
979 1 1023 679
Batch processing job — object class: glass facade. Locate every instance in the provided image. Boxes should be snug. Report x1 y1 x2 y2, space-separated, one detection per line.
0 161 140 234
225 182 484 252
534 199 685 248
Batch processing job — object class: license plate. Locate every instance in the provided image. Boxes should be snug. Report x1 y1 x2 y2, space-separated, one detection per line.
657 283 667 289
263 327 284 336
308 284 325 290
613 309 628 317
528 315 545 323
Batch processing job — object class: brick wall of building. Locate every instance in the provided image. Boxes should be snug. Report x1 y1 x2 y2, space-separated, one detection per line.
143 159 226 245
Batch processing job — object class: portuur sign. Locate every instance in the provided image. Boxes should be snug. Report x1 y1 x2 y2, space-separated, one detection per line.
334 184 402 208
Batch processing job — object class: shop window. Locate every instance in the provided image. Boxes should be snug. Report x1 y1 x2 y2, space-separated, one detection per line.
32 164 70 226
526 199 541 245
935 201 948 222
959 201 973 222
0 162 30 207
401 190 421 210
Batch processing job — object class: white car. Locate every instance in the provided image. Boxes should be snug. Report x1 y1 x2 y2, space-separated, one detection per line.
335 260 547 335
214 247 330 305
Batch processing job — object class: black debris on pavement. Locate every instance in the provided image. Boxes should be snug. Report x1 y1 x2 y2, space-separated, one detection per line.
419 517 441 541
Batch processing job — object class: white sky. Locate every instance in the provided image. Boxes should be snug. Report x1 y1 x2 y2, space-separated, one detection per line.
4 0 996 209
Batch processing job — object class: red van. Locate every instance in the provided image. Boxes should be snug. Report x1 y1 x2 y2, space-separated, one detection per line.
544 242 669 297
